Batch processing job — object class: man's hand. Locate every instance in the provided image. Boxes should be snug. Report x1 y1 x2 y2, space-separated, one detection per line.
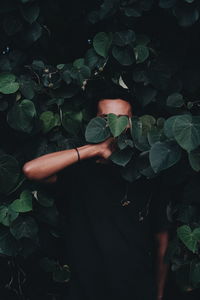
98 137 117 159
95 137 117 164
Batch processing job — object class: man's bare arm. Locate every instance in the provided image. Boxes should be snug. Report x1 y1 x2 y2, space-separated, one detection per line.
22 138 116 182
155 231 169 300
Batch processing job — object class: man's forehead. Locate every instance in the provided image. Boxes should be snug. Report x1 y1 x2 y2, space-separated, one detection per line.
97 98 133 116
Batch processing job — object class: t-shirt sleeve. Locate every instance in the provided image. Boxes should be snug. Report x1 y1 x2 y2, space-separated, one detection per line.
149 176 172 234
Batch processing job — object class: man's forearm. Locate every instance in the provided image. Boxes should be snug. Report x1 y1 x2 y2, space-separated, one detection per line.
22 144 100 181
155 231 169 300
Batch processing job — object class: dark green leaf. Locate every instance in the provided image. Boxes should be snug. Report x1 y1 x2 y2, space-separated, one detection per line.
113 30 136 46
173 114 200 152
0 206 19 227
188 149 200 172
73 58 85 69
25 22 42 44
0 155 20 194
19 76 35 99
40 111 60 134
149 140 182 173
166 93 184 108
147 126 166 145
10 190 33 213
164 116 177 139
20 3 40 24
7 99 36 133
10 216 38 240
62 111 82 135
0 73 19 94
177 225 200 253
109 148 133 166
107 113 129 137
131 116 150 151
85 117 110 143
112 46 135 66
134 45 149 63
93 32 112 58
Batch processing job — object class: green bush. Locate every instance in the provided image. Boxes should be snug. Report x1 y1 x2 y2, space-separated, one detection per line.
1 0 200 298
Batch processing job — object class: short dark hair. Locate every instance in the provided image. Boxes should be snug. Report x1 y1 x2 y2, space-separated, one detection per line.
84 79 133 116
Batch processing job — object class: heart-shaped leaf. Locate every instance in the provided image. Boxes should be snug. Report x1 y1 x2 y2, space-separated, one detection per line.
85 117 110 143
149 140 182 173
40 111 60 134
173 114 200 152
0 73 19 94
134 45 149 63
109 148 133 166
0 205 19 227
177 225 200 253
10 190 33 213
93 32 112 58
108 113 129 137
112 46 135 66
113 30 136 46
7 99 36 133
10 215 38 240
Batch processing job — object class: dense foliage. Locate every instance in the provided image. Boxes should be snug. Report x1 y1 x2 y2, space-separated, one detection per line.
1 0 200 298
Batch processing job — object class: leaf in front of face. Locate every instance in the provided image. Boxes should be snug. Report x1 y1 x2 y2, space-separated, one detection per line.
117 132 133 150
107 113 129 137
109 147 133 167
85 116 111 143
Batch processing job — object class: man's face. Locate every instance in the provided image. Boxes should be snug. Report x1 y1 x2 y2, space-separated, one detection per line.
96 98 133 118
95 99 133 164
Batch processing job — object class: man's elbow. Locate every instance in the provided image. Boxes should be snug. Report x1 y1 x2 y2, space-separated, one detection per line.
22 163 58 184
22 163 36 180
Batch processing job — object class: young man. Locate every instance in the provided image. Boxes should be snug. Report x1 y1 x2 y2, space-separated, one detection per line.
23 84 170 300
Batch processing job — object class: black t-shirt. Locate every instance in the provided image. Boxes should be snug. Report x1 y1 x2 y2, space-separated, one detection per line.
51 158 171 300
